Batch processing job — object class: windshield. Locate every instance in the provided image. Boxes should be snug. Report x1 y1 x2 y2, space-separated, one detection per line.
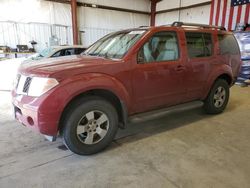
39 47 56 57
25 47 57 61
84 30 146 59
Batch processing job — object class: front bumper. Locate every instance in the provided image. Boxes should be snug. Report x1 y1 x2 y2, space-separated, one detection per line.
12 92 60 137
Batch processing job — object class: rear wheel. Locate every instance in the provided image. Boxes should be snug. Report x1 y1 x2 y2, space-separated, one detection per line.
62 96 118 155
204 79 230 114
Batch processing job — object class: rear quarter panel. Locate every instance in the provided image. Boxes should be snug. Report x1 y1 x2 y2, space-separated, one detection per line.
201 63 233 100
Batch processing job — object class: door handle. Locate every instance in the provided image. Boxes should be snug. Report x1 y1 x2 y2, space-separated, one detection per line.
175 65 186 72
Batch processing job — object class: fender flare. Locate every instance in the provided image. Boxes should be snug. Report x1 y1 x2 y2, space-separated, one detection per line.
202 65 233 100
58 73 131 109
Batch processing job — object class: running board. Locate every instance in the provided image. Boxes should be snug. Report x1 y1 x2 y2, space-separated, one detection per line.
129 101 204 124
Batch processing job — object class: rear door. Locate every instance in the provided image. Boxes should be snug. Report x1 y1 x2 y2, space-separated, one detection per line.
183 32 214 101
132 31 186 113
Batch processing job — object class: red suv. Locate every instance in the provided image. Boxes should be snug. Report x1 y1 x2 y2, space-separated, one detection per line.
12 22 241 155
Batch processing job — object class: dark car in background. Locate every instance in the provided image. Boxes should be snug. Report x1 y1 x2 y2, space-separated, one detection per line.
27 45 86 61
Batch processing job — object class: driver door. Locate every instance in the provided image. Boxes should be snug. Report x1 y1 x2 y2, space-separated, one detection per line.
132 31 186 113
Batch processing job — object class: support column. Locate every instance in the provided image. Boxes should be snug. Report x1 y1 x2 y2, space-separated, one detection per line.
71 0 78 44
150 0 157 26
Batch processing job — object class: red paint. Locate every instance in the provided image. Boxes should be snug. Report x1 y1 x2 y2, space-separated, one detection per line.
12 26 242 136
236 5 242 25
221 0 228 27
228 6 234 30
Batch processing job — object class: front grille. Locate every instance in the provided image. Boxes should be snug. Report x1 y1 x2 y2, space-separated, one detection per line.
16 75 32 95
23 77 32 93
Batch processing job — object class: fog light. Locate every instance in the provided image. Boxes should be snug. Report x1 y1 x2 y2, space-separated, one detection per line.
27 117 34 126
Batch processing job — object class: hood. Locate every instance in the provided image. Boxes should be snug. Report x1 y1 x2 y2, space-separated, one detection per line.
19 55 110 78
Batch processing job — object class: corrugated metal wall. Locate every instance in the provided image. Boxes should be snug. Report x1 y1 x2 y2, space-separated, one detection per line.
0 21 73 52
0 0 212 50
155 0 211 25
0 0 150 52
77 5 150 47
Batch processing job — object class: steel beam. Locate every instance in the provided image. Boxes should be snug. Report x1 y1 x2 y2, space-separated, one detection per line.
150 0 157 26
71 0 78 44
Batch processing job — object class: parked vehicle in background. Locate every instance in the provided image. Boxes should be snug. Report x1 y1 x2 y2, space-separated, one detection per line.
0 45 86 90
12 22 241 155
234 31 250 86
25 45 86 62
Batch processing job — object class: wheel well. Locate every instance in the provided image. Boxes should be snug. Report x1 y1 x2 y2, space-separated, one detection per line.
58 89 126 134
217 74 232 85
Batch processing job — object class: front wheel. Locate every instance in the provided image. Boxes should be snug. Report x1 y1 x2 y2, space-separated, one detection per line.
62 96 118 155
203 79 230 114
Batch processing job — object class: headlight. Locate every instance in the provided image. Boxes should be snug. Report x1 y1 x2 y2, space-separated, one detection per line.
28 77 59 97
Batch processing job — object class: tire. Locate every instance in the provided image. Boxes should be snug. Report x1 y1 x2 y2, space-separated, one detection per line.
62 96 118 155
203 79 230 114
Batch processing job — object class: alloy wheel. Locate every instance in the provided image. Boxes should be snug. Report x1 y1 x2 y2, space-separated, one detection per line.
213 86 226 108
76 110 109 145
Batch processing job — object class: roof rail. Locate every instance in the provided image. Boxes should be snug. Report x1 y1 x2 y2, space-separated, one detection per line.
172 21 226 31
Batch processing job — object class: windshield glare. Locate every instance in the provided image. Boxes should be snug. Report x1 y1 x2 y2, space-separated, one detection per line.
39 47 56 57
84 30 146 59
25 47 55 61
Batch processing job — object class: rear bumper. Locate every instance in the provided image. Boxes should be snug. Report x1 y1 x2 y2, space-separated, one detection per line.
12 92 60 137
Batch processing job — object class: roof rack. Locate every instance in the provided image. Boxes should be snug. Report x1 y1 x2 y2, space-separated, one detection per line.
172 21 226 31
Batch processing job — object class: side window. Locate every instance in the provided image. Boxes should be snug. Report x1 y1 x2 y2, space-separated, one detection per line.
185 32 213 58
74 48 85 54
218 34 240 55
203 33 213 56
64 48 74 56
51 50 63 57
138 31 179 64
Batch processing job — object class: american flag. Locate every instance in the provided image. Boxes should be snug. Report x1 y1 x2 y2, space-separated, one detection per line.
209 0 250 30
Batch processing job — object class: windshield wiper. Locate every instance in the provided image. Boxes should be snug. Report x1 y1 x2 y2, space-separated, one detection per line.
97 52 111 59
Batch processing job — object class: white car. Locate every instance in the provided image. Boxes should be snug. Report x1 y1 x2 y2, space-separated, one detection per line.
0 45 86 90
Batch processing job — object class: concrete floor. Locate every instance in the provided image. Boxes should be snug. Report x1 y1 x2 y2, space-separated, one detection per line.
0 86 250 188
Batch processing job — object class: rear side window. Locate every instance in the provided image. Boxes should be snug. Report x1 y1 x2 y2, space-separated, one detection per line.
185 32 213 58
75 48 85 54
218 34 240 55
